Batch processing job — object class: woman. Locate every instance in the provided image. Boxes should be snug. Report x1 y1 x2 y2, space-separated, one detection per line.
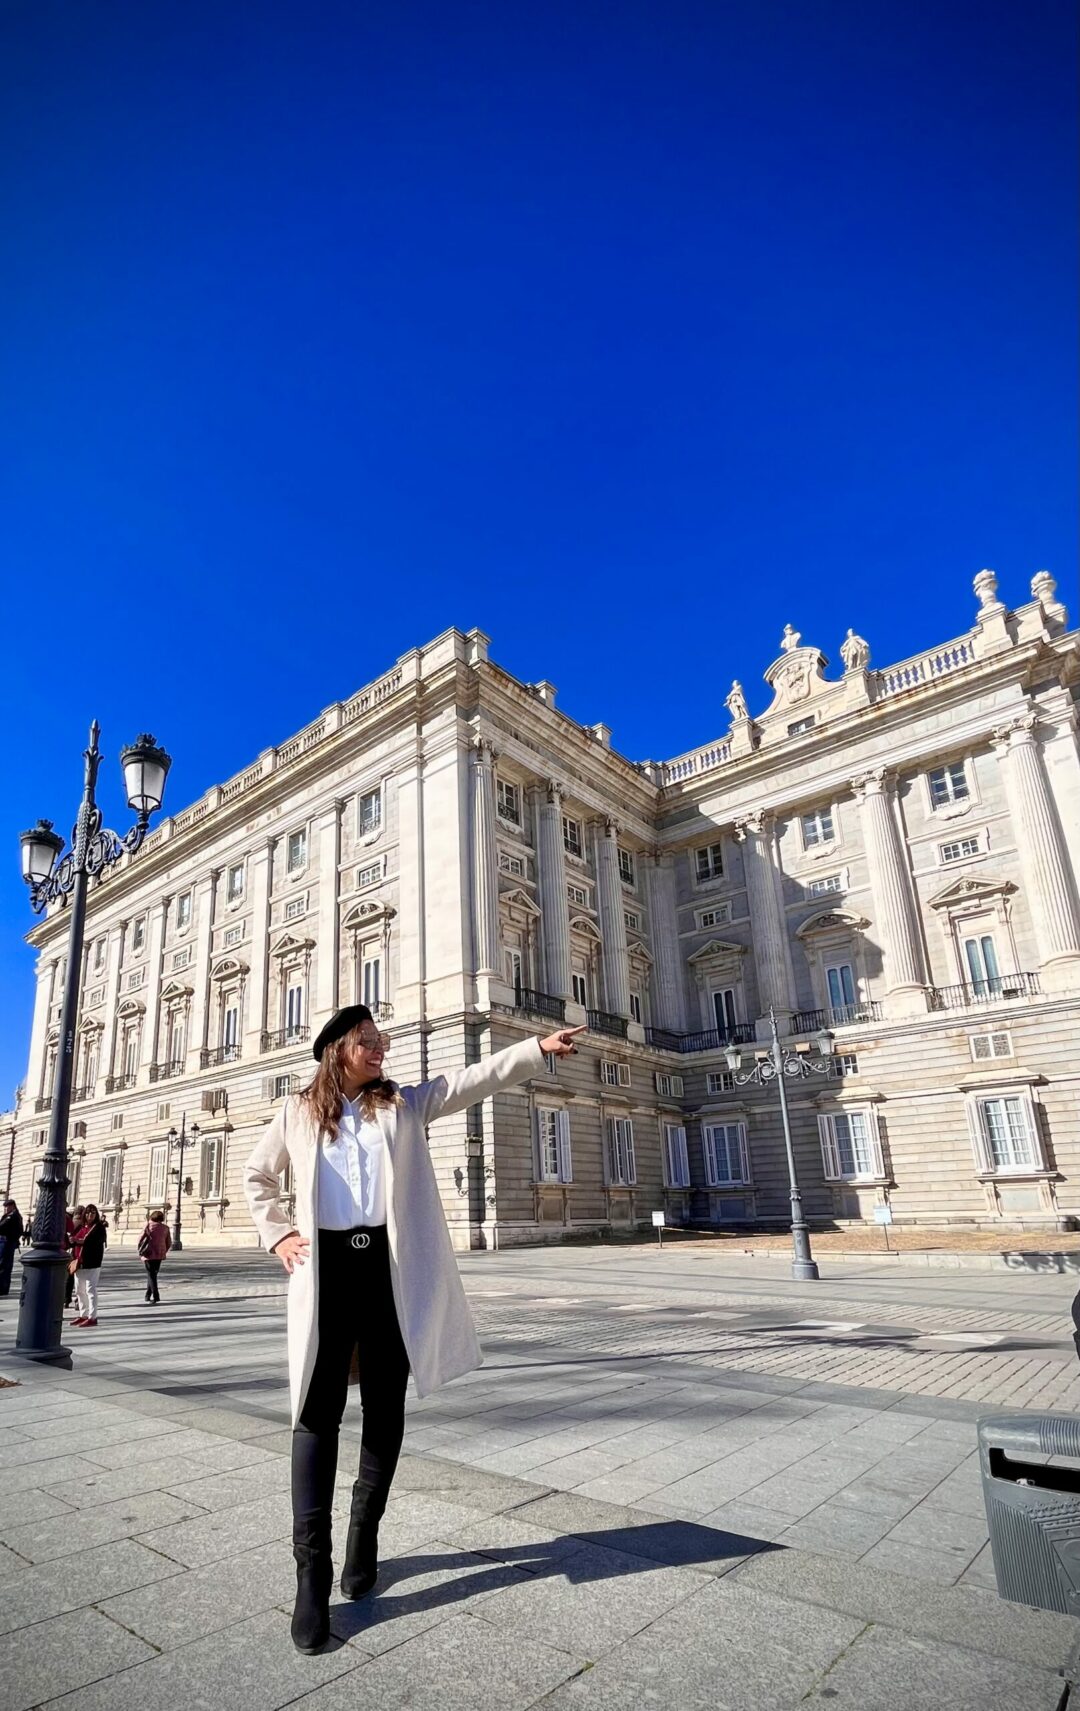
139 1208 172 1302
69 1203 106 1327
244 1004 582 1654
64 1206 86 1309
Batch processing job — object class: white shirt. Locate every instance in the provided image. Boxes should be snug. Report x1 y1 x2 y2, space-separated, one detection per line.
317 1097 387 1229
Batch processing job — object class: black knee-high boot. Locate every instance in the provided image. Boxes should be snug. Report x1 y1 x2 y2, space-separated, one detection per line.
290 1427 338 1652
341 1448 392 1599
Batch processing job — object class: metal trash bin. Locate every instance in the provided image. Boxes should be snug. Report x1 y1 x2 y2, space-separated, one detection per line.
978 1412 1080 1614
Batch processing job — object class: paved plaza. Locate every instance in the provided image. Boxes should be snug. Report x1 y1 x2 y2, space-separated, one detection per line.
3 1243 1080 1709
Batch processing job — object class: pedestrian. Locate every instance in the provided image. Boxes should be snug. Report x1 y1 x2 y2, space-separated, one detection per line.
65 1206 86 1308
138 1209 171 1302
244 1004 583 1653
0 1199 24 1295
69 1203 106 1327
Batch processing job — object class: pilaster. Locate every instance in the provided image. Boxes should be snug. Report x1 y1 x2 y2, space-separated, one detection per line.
851 769 929 1016
644 853 686 1031
470 737 500 976
991 713 1080 992
245 839 274 1050
734 809 794 1032
314 803 342 1024
188 871 219 1053
594 817 632 1018
535 782 572 1000
141 899 170 1069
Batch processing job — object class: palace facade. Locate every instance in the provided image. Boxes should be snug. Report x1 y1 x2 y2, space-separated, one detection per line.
11 567 1080 1247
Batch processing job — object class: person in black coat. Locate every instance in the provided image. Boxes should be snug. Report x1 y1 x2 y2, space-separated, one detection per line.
0 1200 25 1295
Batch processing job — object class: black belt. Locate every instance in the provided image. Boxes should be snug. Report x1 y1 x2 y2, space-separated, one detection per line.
318 1225 388 1252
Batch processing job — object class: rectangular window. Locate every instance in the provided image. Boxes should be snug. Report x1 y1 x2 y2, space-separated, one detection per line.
273 1073 295 1099
543 1052 558 1076
172 948 191 971
223 1001 240 1056
572 972 588 1007
123 1033 138 1078
127 970 145 992
970 1031 1013 1061
285 896 307 921
655 1072 685 1098
818 1111 884 1181
285 983 304 1035
157 1102 171 1122
664 1123 691 1188
832 1053 859 1078
362 953 381 1009
941 837 981 863
226 863 245 902
131 918 146 951
618 847 635 886
93 938 106 971
629 992 642 1025
506 949 523 993
606 1117 636 1186
496 779 520 825
807 874 843 897
562 815 583 858
358 788 382 836
200 1134 225 1199
536 1107 572 1183
499 851 524 878
287 829 307 873
223 924 244 948
703 1123 750 1187
100 1152 123 1204
698 904 731 928
567 884 588 907
695 843 723 883
148 1143 167 1204
712 988 737 1033
929 761 970 807
964 933 1000 995
802 809 835 848
600 1059 631 1088
706 1071 735 1094
826 964 857 1009
787 716 815 736
624 910 640 932
356 861 382 889
974 1095 1040 1173
176 892 192 929
110 1112 124 1131
166 1014 185 1068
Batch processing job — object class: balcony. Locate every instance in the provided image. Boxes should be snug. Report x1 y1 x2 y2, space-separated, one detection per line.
149 1060 186 1084
513 988 566 1025
930 972 1041 1012
34 1095 52 1113
71 1085 94 1104
792 1002 883 1033
261 1026 311 1053
104 1074 136 1094
200 1044 242 1069
587 1009 629 1040
645 1023 756 1054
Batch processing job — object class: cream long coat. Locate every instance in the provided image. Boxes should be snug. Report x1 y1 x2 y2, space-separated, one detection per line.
244 1035 545 1425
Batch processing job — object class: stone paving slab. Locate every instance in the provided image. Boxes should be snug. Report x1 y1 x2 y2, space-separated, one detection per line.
0 1604 156 1711
0 1538 182 1637
98 1538 298 1649
798 1626 1066 1711
0 1488 206 1563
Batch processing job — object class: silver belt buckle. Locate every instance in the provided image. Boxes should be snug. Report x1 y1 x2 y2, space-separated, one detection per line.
350 1231 371 1251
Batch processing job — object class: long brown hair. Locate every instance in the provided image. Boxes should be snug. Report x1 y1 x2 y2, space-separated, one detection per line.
300 1023 402 1141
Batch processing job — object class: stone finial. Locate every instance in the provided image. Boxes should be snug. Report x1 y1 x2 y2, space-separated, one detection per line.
725 680 749 721
779 624 801 653
839 629 870 672
974 568 1001 611
1031 571 1057 606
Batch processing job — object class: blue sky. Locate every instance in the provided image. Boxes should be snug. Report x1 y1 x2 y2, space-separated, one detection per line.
1 0 1075 1100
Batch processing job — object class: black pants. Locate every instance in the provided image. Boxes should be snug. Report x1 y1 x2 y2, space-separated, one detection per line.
144 1259 163 1301
291 1227 410 1538
0 1245 15 1297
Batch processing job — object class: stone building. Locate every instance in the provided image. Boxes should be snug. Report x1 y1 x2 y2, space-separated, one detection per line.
10 568 1080 1246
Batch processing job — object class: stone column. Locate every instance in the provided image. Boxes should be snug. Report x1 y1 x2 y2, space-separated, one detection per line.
734 810 795 1031
850 769 928 1015
188 871 219 1054
536 781 572 999
470 738 500 976
141 899 170 1069
245 839 273 1052
97 923 125 1086
991 713 1080 992
315 804 342 1023
594 818 632 1018
24 957 55 1111
644 852 686 1032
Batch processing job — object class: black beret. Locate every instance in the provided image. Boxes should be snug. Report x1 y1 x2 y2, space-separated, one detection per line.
312 1005 374 1062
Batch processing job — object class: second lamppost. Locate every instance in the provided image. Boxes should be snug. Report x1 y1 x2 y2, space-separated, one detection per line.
168 1117 197 1253
724 1007 834 1282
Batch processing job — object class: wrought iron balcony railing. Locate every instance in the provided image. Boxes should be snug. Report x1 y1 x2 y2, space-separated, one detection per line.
34 1095 53 1113
644 1023 755 1053
261 1026 311 1053
513 988 566 1024
70 1085 94 1104
587 1009 629 1040
149 1060 186 1083
930 972 1041 1012
200 1044 242 1069
104 1073 136 1094
792 1002 882 1033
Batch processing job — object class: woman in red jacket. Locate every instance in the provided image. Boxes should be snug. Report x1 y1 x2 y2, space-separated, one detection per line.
139 1209 172 1303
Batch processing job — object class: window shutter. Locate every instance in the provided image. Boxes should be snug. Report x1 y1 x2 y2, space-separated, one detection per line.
605 1117 616 1183
735 1123 750 1186
654 1072 663 1093
867 1110 885 1178
703 1126 718 1187
964 1096 994 1173
672 1074 684 1098
557 1110 572 1182
618 1063 631 1088
1019 1092 1043 1169
817 1115 841 1181
623 1120 636 1184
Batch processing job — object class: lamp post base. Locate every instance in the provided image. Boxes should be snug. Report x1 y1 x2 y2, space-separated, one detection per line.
791 1258 820 1282
11 1343 73 1368
14 1249 73 1367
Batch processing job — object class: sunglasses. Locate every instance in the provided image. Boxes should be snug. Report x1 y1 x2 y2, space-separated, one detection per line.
356 1032 391 1052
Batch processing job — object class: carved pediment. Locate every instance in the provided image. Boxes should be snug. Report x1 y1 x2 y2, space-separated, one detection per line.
499 887 541 918
687 938 747 964
342 900 396 932
115 998 145 1019
761 641 831 717
929 875 1016 911
210 955 248 982
569 914 603 943
159 980 194 1003
796 909 870 938
269 932 315 959
627 938 654 965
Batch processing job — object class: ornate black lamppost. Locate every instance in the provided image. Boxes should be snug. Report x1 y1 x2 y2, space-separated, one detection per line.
724 1007 834 1283
168 1116 197 1253
16 723 170 1365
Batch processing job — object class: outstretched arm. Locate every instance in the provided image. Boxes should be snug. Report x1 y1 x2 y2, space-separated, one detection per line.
409 1027 584 1125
